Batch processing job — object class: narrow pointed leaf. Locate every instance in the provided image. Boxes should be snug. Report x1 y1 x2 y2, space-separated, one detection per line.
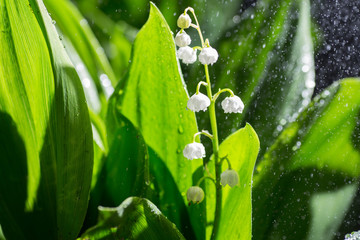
109 3 204 239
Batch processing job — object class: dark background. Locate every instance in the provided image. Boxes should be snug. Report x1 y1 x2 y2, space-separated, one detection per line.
311 0 360 94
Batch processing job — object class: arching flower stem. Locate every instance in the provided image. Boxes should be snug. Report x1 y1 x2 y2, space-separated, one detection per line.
204 38 210 47
196 175 216 186
192 130 213 142
192 46 203 51
220 155 232 170
213 88 235 102
188 9 205 48
196 81 208 94
184 6 194 14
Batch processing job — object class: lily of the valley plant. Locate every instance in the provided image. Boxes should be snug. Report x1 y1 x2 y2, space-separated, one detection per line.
177 7 245 240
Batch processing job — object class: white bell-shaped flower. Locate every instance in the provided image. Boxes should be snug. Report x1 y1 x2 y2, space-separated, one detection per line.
175 31 191 47
199 47 219 65
186 186 205 204
220 169 239 187
177 46 197 64
187 93 210 112
221 95 244 113
177 13 192 29
183 142 205 160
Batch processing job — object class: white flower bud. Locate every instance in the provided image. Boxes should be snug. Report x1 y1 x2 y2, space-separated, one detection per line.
183 142 205 160
221 95 244 113
187 93 210 112
175 31 191 47
177 46 197 64
186 186 204 204
199 47 219 65
220 169 239 187
177 13 192 29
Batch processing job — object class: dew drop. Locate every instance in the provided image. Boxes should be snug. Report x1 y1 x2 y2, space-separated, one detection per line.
178 125 184 134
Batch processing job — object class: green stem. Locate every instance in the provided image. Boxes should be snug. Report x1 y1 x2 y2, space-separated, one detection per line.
220 155 232 169
189 9 221 239
205 65 222 240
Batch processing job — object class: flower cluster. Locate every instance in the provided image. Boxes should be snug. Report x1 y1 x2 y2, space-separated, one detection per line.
176 8 242 205
175 12 218 65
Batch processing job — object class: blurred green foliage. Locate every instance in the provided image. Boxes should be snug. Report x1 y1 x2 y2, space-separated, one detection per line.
1 0 360 239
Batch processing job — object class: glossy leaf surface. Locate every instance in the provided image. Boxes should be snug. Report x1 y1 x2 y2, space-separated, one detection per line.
109 3 204 239
81 197 185 240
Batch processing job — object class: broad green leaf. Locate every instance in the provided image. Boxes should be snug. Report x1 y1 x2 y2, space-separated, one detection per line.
44 0 118 90
81 197 185 240
206 124 260 240
34 1 93 238
217 124 259 240
252 79 360 239
109 3 204 239
0 0 93 239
